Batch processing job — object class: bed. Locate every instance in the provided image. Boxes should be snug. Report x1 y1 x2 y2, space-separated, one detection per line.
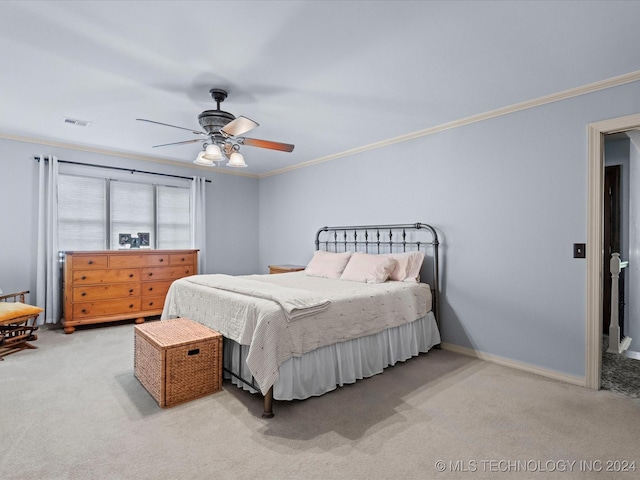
161 223 441 416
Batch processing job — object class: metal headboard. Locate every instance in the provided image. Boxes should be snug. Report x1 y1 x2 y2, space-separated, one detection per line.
315 223 440 325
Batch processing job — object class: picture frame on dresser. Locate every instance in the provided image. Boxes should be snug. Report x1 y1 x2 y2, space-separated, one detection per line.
118 233 131 248
138 232 150 248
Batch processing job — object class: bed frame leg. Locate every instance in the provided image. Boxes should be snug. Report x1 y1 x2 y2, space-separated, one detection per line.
262 387 274 418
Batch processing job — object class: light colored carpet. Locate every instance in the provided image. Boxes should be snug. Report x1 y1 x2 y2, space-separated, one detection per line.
1 322 639 480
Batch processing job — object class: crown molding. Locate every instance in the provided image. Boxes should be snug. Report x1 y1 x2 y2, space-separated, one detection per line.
0 132 259 179
260 69 640 178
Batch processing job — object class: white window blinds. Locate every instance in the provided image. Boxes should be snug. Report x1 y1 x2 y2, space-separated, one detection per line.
57 173 192 251
157 185 191 249
58 174 107 251
110 180 155 248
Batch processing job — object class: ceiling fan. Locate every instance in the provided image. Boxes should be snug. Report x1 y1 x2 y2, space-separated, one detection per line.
137 88 294 168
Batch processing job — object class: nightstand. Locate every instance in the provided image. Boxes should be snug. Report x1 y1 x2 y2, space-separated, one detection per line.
268 264 306 274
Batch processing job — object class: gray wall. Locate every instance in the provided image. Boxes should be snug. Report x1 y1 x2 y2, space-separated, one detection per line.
604 138 631 344
258 80 640 379
627 132 640 352
604 138 630 264
0 137 259 298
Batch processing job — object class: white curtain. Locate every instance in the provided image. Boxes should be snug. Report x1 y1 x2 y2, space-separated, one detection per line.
36 155 60 324
190 176 207 274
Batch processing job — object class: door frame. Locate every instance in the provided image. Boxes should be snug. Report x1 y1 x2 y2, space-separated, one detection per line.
586 113 640 389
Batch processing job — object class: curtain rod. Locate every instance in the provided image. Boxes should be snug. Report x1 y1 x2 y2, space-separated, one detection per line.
34 156 212 183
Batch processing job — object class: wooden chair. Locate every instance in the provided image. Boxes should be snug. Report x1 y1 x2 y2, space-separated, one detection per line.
0 290 42 360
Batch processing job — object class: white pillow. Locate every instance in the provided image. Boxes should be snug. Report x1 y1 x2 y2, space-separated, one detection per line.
339 252 397 283
385 251 425 282
304 251 352 279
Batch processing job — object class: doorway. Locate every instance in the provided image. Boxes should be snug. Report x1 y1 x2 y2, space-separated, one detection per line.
602 164 622 336
586 114 640 390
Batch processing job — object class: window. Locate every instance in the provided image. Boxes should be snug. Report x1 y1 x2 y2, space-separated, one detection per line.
157 185 191 249
58 174 191 251
58 175 107 251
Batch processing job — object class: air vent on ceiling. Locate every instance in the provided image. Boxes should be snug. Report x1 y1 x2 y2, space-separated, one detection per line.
63 117 91 127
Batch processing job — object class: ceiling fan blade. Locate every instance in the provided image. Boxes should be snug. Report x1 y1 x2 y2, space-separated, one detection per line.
239 137 295 152
152 139 204 148
137 118 207 136
221 116 259 137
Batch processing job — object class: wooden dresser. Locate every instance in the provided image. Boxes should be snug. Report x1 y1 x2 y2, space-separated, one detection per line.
62 249 198 334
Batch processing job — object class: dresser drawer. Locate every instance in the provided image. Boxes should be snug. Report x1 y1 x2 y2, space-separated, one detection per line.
69 255 108 269
140 295 167 311
73 284 140 302
73 298 141 318
169 253 195 266
142 266 194 281
109 254 170 268
143 254 170 266
73 269 140 285
141 280 174 297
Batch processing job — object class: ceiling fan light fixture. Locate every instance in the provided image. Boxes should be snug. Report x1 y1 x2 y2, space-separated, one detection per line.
202 143 223 161
194 150 215 166
227 151 248 168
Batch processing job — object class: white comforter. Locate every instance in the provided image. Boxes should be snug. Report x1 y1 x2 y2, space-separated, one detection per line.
162 272 431 394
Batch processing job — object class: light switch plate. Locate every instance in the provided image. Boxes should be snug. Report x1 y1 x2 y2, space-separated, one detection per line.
573 243 586 259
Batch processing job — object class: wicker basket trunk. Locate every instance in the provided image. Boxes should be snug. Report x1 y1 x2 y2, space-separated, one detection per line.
134 318 222 407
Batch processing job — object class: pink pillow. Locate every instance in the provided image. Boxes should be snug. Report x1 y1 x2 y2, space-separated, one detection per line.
305 251 352 279
339 252 397 283
385 251 425 282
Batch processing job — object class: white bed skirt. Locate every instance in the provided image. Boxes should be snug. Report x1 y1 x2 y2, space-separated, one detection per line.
224 312 441 401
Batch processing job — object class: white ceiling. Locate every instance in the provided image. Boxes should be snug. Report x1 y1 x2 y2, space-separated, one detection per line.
2 0 640 176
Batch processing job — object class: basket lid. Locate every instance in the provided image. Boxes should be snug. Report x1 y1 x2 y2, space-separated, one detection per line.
135 318 220 348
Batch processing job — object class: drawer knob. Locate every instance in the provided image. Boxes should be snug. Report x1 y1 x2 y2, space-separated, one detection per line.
81 275 86 280
129 304 134 308
148 272 153 277
88 260 93 265
159 258 164 262
148 302 154 306
148 287 153 291
181 257 185 261
129 273 134 278
81 309 87 314
81 292 86 297
129 289 134 293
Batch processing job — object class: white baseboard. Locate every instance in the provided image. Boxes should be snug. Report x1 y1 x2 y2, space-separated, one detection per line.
440 342 586 387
